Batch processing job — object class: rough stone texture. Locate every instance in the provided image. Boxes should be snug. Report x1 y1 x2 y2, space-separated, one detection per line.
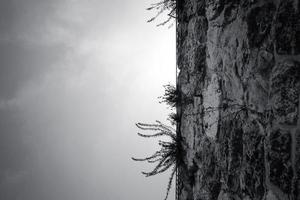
176 0 300 200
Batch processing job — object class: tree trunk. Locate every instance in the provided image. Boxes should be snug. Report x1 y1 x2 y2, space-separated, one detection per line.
176 1 300 200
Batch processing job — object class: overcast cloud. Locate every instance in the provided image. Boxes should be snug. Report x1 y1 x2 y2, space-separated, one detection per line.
0 0 175 199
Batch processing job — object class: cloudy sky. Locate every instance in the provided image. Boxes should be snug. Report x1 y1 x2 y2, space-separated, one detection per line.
0 0 175 199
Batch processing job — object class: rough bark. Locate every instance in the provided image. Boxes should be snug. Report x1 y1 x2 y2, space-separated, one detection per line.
176 1 300 200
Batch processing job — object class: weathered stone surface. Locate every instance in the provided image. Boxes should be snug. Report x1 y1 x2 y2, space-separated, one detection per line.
275 0 300 55
294 128 300 198
269 129 293 193
242 120 265 200
270 60 300 125
177 0 300 200
247 3 275 49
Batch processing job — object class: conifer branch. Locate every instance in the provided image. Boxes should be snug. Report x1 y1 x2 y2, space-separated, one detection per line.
132 121 179 200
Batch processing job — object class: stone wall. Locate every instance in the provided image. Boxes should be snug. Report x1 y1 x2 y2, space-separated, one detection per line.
176 1 300 200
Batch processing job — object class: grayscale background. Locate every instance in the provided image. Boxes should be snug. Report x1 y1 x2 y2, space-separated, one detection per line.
0 0 176 199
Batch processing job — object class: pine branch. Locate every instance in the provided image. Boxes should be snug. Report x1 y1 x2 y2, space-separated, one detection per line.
146 0 177 26
132 120 179 200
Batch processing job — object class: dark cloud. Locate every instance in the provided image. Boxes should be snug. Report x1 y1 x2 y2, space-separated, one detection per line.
0 109 29 171
0 0 58 36
0 108 31 199
0 41 67 99
0 1 80 199
0 0 68 100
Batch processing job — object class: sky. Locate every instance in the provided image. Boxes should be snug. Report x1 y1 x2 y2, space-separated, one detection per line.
0 0 176 200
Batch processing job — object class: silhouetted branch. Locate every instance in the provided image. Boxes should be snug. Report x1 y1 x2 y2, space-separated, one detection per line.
147 0 176 27
132 121 179 200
